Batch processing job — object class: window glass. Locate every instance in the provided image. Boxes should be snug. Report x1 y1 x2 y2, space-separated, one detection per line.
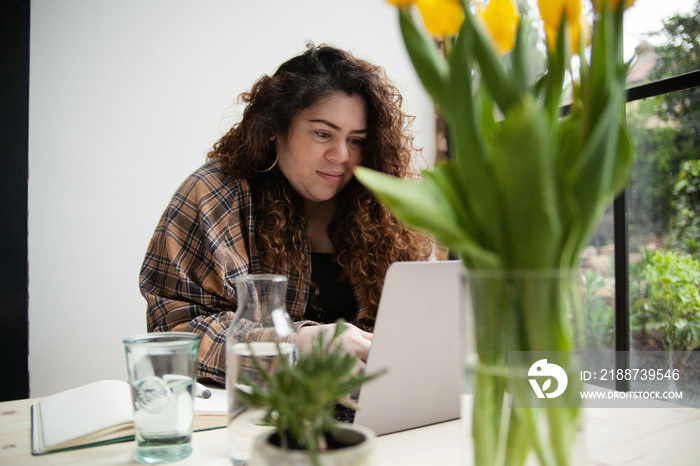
623 0 698 68
509 1 700 359
627 89 699 351
625 0 699 404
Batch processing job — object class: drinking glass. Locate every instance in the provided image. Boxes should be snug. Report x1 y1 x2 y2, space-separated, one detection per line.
226 274 297 465
123 332 201 464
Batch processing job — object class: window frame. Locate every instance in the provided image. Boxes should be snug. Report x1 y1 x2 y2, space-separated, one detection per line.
614 69 700 391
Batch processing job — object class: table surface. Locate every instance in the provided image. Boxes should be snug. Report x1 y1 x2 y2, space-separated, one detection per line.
2 395 700 465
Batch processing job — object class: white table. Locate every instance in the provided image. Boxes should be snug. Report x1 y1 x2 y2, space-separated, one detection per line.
2 396 699 465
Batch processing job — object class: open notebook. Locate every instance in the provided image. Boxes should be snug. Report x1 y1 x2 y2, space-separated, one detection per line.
31 379 227 455
350 260 467 435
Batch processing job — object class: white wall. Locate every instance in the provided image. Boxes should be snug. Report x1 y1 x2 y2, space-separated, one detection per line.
28 0 434 396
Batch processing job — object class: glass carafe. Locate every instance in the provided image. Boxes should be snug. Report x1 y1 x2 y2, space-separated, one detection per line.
226 274 297 465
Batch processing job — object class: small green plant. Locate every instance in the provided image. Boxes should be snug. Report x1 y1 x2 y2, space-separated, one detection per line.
236 323 383 466
633 250 700 368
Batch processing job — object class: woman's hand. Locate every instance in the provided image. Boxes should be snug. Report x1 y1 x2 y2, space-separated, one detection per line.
297 322 373 368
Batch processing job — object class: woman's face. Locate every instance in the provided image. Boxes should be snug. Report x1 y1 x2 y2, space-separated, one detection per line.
275 92 367 208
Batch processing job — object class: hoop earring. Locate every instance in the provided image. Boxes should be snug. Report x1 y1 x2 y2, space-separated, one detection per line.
254 153 279 173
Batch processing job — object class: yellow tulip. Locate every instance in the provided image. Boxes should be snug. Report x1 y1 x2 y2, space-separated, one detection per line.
538 0 586 53
386 0 415 6
415 0 465 37
572 13 591 53
593 0 635 10
385 0 464 37
538 0 580 35
478 0 521 55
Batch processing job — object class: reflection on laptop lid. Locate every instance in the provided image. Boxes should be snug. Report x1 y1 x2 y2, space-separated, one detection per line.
352 260 465 436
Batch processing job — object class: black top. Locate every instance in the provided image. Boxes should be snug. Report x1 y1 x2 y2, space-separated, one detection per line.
305 252 358 324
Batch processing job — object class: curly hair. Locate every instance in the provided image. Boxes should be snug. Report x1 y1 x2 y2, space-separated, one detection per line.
207 44 433 323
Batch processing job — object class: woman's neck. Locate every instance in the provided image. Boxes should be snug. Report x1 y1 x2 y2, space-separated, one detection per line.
304 199 336 253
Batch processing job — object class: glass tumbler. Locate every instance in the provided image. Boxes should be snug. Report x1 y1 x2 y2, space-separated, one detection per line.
123 332 201 464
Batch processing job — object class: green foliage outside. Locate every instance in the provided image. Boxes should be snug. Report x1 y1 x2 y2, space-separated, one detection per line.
582 270 615 350
631 249 700 367
647 1 700 141
626 1 700 243
624 3 700 360
626 100 693 239
669 160 700 255
629 247 655 330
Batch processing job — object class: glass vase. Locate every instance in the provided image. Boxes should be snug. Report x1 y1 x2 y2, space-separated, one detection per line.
226 274 298 466
461 269 586 466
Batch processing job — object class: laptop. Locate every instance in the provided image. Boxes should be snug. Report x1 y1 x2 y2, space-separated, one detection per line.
349 260 467 435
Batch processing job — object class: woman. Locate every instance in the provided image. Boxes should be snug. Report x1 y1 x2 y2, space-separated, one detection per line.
140 44 434 385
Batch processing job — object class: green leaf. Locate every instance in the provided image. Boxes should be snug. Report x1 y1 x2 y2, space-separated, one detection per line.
608 123 634 196
544 19 569 124
461 6 519 114
511 19 529 94
445 9 483 160
490 95 561 268
567 94 625 256
445 24 504 252
398 8 450 109
424 163 478 240
354 166 500 267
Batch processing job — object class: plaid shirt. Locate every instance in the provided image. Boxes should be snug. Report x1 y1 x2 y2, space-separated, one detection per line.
139 161 368 385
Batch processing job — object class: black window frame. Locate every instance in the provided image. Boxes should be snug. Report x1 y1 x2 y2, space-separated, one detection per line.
0 0 30 402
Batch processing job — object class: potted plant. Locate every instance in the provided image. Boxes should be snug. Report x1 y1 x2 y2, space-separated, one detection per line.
235 322 383 466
